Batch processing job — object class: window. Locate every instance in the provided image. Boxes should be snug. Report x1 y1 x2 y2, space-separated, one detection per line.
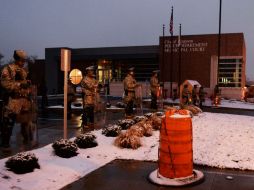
218 58 242 87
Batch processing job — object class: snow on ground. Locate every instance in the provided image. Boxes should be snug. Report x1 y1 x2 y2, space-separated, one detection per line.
1 112 254 189
192 112 254 169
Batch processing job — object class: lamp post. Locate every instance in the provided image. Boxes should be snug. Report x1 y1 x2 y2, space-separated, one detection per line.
61 49 71 139
170 6 174 98
178 24 182 89
217 0 222 85
162 24 165 83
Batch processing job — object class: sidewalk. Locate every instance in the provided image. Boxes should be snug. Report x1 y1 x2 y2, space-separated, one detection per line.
62 160 254 190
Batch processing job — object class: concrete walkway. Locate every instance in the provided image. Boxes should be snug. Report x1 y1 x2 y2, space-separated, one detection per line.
62 160 254 190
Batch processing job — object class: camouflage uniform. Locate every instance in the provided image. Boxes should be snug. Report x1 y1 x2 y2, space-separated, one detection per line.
182 86 191 105
0 62 32 147
123 72 137 116
80 71 98 128
198 87 206 108
150 74 159 109
192 86 199 106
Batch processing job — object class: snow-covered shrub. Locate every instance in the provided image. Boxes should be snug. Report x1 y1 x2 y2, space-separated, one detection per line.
116 102 126 108
150 114 162 130
106 102 111 108
52 139 78 158
114 131 141 149
155 112 164 117
102 124 121 137
117 119 135 130
133 115 147 123
74 133 98 148
5 152 40 174
144 112 153 118
137 120 153 137
129 125 145 137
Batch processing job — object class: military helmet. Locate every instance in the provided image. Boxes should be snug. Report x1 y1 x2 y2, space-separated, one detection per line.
152 70 160 75
152 70 160 73
86 66 95 71
128 67 135 73
13 50 27 61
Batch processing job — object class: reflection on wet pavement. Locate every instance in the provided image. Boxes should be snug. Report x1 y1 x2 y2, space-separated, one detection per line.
0 110 125 159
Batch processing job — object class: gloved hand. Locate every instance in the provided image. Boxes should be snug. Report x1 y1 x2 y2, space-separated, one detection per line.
20 81 30 89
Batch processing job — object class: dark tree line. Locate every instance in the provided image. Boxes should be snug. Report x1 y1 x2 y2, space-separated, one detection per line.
0 52 37 67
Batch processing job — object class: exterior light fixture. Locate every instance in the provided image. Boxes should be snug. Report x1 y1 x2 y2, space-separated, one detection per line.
69 69 83 85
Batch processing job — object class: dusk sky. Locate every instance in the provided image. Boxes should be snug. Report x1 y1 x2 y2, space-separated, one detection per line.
0 0 253 79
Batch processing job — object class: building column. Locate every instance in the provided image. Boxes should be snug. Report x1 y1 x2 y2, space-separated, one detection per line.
210 55 218 92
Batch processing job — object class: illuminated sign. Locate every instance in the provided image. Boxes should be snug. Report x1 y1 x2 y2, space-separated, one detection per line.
164 40 208 53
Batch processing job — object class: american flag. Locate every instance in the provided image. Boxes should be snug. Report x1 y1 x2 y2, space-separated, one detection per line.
169 6 173 35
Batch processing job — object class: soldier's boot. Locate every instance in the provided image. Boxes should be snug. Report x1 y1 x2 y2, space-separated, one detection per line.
80 121 89 133
80 120 89 133
21 123 30 144
125 102 134 118
87 122 95 130
81 125 90 134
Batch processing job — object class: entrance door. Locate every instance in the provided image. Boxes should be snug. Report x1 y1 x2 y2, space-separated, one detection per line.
97 60 112 95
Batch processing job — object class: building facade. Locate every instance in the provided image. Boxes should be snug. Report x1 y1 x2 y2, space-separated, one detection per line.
160 33 246 99
39 33 246 99
44 46 159 94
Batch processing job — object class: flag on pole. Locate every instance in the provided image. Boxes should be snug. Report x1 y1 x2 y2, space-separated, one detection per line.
169 6 173 35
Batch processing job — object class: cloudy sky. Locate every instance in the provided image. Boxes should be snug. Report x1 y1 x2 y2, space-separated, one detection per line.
0 0 253 79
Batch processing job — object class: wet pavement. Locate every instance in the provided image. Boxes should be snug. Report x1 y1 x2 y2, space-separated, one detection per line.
1 101 254 189
0 109 124 159
202 106 254 116
62 160 254 190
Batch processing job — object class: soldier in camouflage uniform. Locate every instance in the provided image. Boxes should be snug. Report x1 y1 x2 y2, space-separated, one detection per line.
198 86 206 108
182 84 191 105
0 50 32 148
123 67 138 117
150 70 160 110
192 85 199 106
80 66 98 129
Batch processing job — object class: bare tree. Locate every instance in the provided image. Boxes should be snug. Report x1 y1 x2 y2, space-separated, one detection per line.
7 58 14 64
0 54 38 66
27 55 38 64
0 52 4 66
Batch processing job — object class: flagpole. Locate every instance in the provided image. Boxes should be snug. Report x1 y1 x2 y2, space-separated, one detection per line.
162 24 165 82
217 0 222 85
170 6 173 98
178 24 182 88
